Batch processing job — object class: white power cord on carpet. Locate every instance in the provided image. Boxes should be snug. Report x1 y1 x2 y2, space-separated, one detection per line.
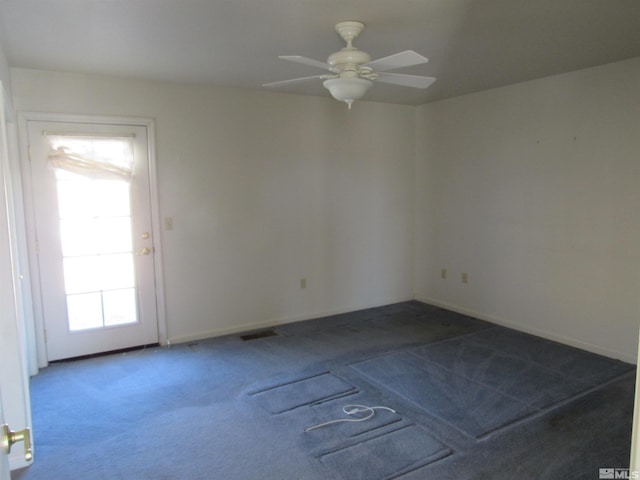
304 404 397 432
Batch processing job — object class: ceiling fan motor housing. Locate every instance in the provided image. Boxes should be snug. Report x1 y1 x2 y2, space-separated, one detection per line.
327 49 371 70
328 21 371 72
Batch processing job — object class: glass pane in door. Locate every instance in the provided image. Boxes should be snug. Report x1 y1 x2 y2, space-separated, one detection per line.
52 137 139 332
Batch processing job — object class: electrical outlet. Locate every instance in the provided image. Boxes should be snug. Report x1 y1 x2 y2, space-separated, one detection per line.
441 269 447 280
462 272 469 284
300 278 307 289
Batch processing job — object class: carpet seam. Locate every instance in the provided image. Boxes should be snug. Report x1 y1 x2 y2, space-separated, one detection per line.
247 370 339 395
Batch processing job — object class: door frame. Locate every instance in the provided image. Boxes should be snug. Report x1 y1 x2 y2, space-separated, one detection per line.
17 112 167 367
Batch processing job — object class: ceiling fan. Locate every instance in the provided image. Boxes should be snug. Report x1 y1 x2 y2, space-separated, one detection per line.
263 21 436 109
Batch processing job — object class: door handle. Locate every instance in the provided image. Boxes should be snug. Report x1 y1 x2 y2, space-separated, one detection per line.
136 247 152 256
2 423 32 461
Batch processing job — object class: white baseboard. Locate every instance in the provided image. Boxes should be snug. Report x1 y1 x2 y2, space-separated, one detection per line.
166 295 415 346
165 294 635 364
415 295 636 364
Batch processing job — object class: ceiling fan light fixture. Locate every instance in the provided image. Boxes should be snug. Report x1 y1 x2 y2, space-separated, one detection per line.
264 21 435 107
323 77 372 109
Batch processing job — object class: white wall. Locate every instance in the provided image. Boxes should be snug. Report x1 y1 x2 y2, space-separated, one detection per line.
11 69 416 343
10 58 640 362
0 27 11 96
415 58 640 362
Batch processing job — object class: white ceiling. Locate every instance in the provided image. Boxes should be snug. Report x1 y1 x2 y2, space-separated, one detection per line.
0 0 638 106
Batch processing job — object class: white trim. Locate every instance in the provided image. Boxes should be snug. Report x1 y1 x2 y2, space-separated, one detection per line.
6 119 37 377
167 295 415 345
144 120 168 346
416 295 636 363
14 116 47 367
16 112 168 367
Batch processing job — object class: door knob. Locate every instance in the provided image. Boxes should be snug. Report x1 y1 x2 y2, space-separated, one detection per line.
2 424 32 461
136 247 152 256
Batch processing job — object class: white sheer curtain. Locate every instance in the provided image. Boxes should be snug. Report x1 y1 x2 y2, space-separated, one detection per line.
46 135 134 181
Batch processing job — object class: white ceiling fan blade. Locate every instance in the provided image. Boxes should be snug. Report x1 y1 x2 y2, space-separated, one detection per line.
279 55 337 72
374 72 436 89
365 50 429 72
262 75 328 88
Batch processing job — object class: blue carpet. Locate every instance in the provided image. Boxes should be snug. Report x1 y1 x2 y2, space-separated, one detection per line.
319 425 452 480
13 301 635 480
309 395 403 438
250 372 357 413
351 327 632 439
352 351 537 438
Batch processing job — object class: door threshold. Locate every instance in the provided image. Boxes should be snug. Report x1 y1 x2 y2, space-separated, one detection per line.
49 343 160 363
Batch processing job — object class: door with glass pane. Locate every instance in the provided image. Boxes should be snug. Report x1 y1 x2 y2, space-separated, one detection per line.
26 120 159 361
